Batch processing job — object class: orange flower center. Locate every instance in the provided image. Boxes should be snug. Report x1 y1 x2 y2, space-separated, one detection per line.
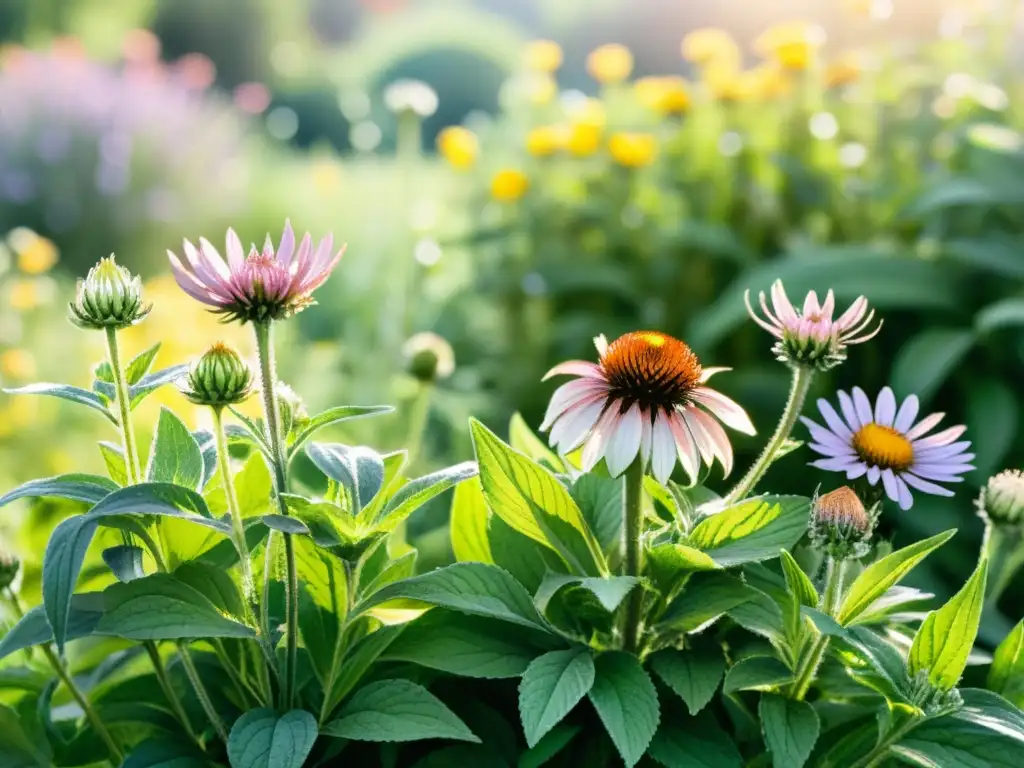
601 331 702 411
852 423 914 471
815 486 869 531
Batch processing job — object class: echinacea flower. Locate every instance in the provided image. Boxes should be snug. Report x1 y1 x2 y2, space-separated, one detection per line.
803 386 974 510
168 221 344 324
541 331 755 483
745 280 881 370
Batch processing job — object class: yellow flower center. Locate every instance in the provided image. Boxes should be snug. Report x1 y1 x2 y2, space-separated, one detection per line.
852 423 914 472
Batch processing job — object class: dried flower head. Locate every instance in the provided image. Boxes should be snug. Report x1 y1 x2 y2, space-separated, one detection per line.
180 343 253 407
978 469 1024 527
404 332 455 383
68 255 151 330
810 486 877 559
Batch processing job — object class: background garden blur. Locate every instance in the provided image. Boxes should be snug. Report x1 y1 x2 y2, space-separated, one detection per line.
1 0 1022 649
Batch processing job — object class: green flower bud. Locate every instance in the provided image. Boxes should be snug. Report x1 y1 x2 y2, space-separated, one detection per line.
275 381 307 438
181 343 253 406
0 550 21 591
68 255 151 330
906 668 963 715
403 332 455 383
978 469 1024 526
809 486 877 560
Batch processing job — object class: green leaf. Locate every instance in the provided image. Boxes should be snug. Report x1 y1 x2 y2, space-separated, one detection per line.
173 561 245 619
102 545 146 582
126 343 162 384
0 593 104 661
382 609 545 678
844 626 911 700
722 657 794 693
853 586 936 626
120 737 212 767
288 405 393 458
646 544 720 594
127 365 189 408
509 412 564 473
322 679 479 743
534 574 638 615
0 473 118 508
470 419 606 577
840 529 957 626
355 562 549 632
0 703 51 767
226 708 318 768
519 648 595 748
909 557 988 690
647 711 742 768
587 652 660 768
359 550 417 597
891 716 1023 767
233 453 275 519
759 695 820 768
891 329 976 405
988 620 1024 706
293 535 347 615
450 478 493 563
306 443 385 512
728 592 787 644
298 589 339 686
97 572 254 640
98 442 128 486
569 474 622 558
689 496 810 567
375 461 478 530
966 380 1018 478
941 238 1024 280
955 688 1024 745
146 408 204 490
659 572 755 633
3 382 115 423
649 645 725 715
780 551 818 609
517 724 579 768
321 625 405 718
976 297 1024 333
488 514 566 594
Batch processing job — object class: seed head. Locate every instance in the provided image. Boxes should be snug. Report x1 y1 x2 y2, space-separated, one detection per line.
810 486 877 559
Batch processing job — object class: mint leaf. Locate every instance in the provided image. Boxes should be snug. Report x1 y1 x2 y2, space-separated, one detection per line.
649 645 725 715
759 695 820 768
587 652 659 767
723 657 794 693
519 648 595 747
226 708 317 768
146 408 203 490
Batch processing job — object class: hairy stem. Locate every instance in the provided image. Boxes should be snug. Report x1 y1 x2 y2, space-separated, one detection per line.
849 718 920 768
621 460 646 654
212 407 257 619
404 381 433 468
143 641 198 743
982 523 1024 605
104 326 142 484
726 365 814 505
790 557 846 701
254 320 298 710
177 644 229 744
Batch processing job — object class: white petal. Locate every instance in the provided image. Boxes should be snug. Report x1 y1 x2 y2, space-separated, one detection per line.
593 334 609 357
540 378 608 431
550 397 604 453
581 407 622 472
667 411 699 482
542 360 604 381
686 407 734 476
650 413 677 484
604 404 643 477
689 388 756 435
698 367 731 383
639 409 653 465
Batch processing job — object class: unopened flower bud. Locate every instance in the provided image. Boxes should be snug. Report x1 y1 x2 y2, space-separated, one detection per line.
384 79 438 118
181 343 253 407
403 332 455 383
810 486 876 559
275 381 307 438
978 470 1024 526
68 255 151 330
0 550 21 591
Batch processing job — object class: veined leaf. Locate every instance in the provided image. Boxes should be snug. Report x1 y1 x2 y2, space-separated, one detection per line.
119 738 211 768
227 708 318 768
649 645 724 715
587 652 659 768
509 412 564 473
517 724 579 768
955 688 1024 746
647 710 742 768
988 620 1024 707
759 695 819 768
658 572 755 633
102 545 146 583
723 657 794 693
891 716 1022 767
780 550 818 609
0 474 117 508
0 593 104 661
375 461 478 530
98 442 128 486
321 624 405 719
306 443 385 512
288 405 393 459
519 648 595 747
3 382 114 423
569 474 623 558
534 574 638 615
127 364 189 408
689 496 810 567
145 408 203 490
451 478 493 564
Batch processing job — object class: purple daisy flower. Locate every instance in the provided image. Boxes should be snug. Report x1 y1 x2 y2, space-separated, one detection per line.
802 386 974 510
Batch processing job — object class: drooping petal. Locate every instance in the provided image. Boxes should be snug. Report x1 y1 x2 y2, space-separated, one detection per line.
667 410 700 481
686 407 734 476
698 367 731 383
540 378 608 431
880 469 900 504
893 394 920 434
639 408 653 465
549 396 604 453
542 361 605 381
689 388 756 435
834 296 867 331
866 466 881 485
845 463 868 480
605 404 643 477
874 387 897 427
650 412 677 484
582 405 622 472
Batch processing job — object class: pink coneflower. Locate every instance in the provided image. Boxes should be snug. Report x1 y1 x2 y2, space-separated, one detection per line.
803 386 974 510
541 331 755 483
168 220 344 324
744 280 882 369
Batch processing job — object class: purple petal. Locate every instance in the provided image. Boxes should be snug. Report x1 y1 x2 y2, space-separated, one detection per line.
866 466 881 485
809 442 856 458
895 476 914 510
881 469 899 504
852 387 873 427
817 399 853 440
845 463 868 480
893 394 920 434
277 219 296 265
811 456 860 472
914 441 972 461
837 390 862 430
802 419 851 454
902 473 955 497
875 387 896 427
225 228 245 271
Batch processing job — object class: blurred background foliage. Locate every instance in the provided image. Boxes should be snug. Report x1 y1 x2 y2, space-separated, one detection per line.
0 0 1022 647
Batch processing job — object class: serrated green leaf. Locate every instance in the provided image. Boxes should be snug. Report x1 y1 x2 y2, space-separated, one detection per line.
146 408 204 490
988 621 1024 707
534 574 638 615
288 405 393 458
3 382 114 423
0 473 117 508
226 708 318 768
0 593 104 661
375 461 478 530
233 453 274 519
891 716 1022 767
451 478 493 563
909 558 987 690
470 419 606 577
780 551 818 609
519 648 595 747
647 711 742 768
840 529 956 626
517 723 579 768
689 496 810 567
509 412 564 473
759 695 820 768
723 657 794 693
659 572 755 633
306 443 385 512
323 680 479 743
587 652 659 768
729 592 787 644
649 645 725 715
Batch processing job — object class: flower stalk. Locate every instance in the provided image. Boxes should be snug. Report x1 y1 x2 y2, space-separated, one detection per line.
177 643 229 744
621 459 646 654
790 556 846 701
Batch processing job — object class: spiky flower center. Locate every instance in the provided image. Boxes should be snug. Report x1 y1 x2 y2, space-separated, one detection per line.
853 423 914 471
601 331 702 411
815 486 869 532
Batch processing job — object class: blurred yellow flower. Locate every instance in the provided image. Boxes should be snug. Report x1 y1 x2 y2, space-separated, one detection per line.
527 74 558 105
490 169 529 202
524 40 563 73
608 133 658 168
586 44 634 85
310 158 343 194
755 21 825 71
825 52 862 88
526 125 567 157
681 28 740 69
8 279 39 311
0 348 35 380
567 123 601 156
569 98 606 129
437 126 480 169
635 76 691 115
704 64 750 102
9 228 58 275
745 65 792 101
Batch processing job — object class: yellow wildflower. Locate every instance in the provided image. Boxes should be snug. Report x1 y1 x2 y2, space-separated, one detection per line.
490 169 529 202
570 98 606 129
568 123 601 156
744 65 792 101
526 125 567 157
825 52 862 89
681 28 740 69
9 228 58 275
704 64 750 102
0 349 35 380
586 44 634 85
524 40 563 73
8 279 39 311
635 76 691 115
437 126 479 169
754 21 826 71
608 133 658 168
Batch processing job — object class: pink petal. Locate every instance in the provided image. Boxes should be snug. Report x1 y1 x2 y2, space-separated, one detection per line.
639 409 653 465
542 361 604 381
550 396 605 453
605 404 643 476
540 378 608 431
168 251 218 304
820 290 835 321
197 237 231 280
699 367 731 383
771 280 798 324
667 410 699 481
225 228 245 271
582 405 623 472
689 388 756 435
803 290 821 317
277 219 296 266
745 290 783 337
650 412 677 484
905 412 945 440
912 424 966 448
686 407 734 476
835 296 867 331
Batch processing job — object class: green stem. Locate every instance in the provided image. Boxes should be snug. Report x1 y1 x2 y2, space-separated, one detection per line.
404 382 433 468
318 559 357 727
982 523 1024 604
212 640 260 708
104 326 142 484
621 460 646 654
177 644 229 744
849 718 919 768
790 557 846 701
253 320 298 710
144 641 198 743
726 365 814 505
